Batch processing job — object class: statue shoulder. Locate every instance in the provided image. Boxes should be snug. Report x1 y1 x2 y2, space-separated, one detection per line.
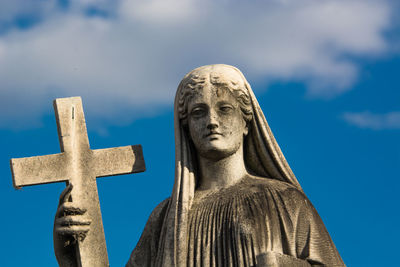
135 197 171 236
147 197 170 224
248 175 303 193
126 198 170 267
247 175 310 205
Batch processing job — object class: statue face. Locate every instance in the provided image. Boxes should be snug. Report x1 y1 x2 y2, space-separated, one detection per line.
187 84 248 160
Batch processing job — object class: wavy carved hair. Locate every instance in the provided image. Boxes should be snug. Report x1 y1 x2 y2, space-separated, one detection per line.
177 67 253 126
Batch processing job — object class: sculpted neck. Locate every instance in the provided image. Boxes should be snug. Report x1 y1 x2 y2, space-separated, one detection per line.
197 144 248 191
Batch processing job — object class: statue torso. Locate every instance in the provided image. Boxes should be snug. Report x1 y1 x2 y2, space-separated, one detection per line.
188 176 298 266
127 176 344 267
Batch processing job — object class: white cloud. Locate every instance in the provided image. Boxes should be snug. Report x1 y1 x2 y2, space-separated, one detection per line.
0 0 57 22
119 0 205 24
343 111 400 130
0 0 395 129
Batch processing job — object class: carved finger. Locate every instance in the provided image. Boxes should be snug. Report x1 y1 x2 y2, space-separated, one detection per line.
57 202 87 217
56 225 90 236
56 225 90 243
56 216 91 226
59 184 73 205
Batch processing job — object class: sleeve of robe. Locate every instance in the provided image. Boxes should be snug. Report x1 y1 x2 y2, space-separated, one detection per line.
283 187 345 266
125 198 170 267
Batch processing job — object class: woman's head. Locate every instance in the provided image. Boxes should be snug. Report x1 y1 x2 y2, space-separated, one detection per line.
173 64 299 185
177 64 253 127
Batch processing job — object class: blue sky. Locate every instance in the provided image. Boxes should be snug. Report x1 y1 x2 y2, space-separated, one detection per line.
1 0 399 266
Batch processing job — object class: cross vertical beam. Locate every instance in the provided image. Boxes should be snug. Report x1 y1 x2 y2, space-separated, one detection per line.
10 97 145 267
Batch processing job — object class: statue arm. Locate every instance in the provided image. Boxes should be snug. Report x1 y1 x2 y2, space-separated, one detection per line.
126 198 170 267
257 251 312 267
292 190 345 267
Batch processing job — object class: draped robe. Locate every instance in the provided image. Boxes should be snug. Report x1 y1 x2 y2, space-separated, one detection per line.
126 176 344 267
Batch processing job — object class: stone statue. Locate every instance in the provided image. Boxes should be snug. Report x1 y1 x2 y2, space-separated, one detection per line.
54 64 345 267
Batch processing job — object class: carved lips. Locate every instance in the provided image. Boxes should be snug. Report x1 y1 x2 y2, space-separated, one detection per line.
205 130 223 139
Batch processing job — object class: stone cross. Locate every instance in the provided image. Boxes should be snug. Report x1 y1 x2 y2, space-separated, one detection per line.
10 97 145 267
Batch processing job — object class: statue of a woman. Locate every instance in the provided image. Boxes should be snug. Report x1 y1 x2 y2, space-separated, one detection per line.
54 64 345 267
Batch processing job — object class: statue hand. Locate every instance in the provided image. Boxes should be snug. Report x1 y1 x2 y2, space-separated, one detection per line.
53 184 91 267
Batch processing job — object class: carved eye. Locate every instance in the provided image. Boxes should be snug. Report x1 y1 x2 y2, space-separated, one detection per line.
219 105 233 113
190 107 206 117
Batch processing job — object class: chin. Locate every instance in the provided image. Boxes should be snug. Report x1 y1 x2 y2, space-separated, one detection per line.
198 145 238 161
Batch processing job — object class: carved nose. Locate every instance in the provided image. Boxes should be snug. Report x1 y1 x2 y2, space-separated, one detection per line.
207 111 219 129
207 122 218 130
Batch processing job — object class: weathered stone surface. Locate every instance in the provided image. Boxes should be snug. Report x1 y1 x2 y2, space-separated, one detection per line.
126 65 345 267
10 97 145 267
257 252 312 267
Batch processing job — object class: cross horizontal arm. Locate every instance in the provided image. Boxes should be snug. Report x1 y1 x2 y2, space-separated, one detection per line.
94 145 145 177
10 153 67 189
